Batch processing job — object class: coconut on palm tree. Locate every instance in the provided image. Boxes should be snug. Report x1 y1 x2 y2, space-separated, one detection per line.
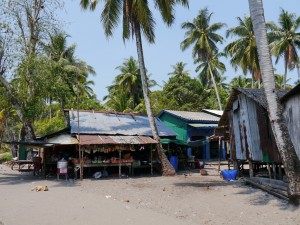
248 0 300 205
225 15 261 88
80 0 189 176
268 8 300 89
181 8 226 110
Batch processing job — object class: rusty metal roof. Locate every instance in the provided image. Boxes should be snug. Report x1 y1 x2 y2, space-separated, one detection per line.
159 110 221 122
67 110 177 137
77 135 157 145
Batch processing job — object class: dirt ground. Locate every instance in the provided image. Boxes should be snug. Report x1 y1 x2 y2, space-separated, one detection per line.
0 163 299 225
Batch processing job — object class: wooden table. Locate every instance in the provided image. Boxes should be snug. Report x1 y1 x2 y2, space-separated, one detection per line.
11 160 34 170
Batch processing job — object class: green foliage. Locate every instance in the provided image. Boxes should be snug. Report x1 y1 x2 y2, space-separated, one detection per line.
225 15 261 83
0 152 12 163
34 115 65 137
152 76 211 112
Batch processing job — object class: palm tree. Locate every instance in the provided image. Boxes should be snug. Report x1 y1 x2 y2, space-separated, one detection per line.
43 32 96 121
268 8 300 89
195 51 226 109
274 74 292 90
80 0 189 176
225 15 261 88
168 62 190 77
230 75 252 88
180 8 226 110
114 57 143 109
248 0 300 205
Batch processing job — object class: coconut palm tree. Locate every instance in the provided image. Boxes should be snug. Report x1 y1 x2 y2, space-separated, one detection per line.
248 0 300 205
180 8 226 110
42 32 96 120
268 8 300 89
114 57 143 109
195 51 226 109
225 15 261 88
230 75 252 88
168 62 190 77
80 0 189 176
274 74 292 90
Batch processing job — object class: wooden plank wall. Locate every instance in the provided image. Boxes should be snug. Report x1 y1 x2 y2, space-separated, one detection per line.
283 94 300 160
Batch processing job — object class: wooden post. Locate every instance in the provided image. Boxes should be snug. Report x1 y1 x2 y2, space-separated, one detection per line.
272 162 276 179
119 150 121 178
249 160 254 177
278 164 283 180
233 160 238 170
218 137 221 172
150 145 153 176
267 163 272 179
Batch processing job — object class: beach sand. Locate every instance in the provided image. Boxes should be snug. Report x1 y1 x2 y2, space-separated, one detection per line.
0 163 299 225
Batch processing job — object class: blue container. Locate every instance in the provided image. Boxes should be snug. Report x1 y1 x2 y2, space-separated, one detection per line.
169 156 178 172
221 169 238 181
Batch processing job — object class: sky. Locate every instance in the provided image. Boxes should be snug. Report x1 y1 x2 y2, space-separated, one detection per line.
58 0 300 102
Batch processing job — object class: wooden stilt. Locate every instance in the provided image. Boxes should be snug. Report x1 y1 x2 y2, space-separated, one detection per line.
249 160 254 177
119 150 121 178
150 145 153 176
278 164 283 180
272 162 276 179
267 163 272 179
233 160 238 170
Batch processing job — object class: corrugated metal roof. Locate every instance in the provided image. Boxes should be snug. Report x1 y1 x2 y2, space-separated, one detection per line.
202 109 223 116
68 110 177 137
78 135 157 145
161 110 220 122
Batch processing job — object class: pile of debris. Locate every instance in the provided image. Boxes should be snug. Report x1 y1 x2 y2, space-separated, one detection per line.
243 177 288 200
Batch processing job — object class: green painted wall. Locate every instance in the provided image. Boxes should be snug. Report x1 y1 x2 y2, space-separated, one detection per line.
159 113 188 142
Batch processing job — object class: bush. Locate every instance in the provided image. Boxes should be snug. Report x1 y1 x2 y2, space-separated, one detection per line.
0 153 12 163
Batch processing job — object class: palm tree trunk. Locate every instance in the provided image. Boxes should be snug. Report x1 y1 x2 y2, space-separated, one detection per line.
283 57 288 89
208 63 222 110
249 0 300 205
134 22 175 176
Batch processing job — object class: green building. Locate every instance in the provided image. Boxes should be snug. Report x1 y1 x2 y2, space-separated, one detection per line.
158 109 225 160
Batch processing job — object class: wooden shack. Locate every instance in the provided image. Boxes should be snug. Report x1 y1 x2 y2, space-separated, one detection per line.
216 88 288 177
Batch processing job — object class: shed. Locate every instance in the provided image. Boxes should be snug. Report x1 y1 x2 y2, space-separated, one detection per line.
38 110 178 178
217 88 288 164
158 109 224 160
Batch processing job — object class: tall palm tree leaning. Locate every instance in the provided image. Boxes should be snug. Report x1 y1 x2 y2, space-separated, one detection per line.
248 0 300 205
80 0 189 176
180 8 226 110
267 8 300 89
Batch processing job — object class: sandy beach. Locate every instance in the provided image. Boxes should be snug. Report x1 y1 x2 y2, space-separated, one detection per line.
0 163 299 225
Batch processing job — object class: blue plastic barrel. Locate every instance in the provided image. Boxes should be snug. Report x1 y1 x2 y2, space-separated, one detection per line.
221 169 238 181
169 156 178 172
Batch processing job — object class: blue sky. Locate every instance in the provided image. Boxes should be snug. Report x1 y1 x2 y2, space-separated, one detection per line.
59 1 300 101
